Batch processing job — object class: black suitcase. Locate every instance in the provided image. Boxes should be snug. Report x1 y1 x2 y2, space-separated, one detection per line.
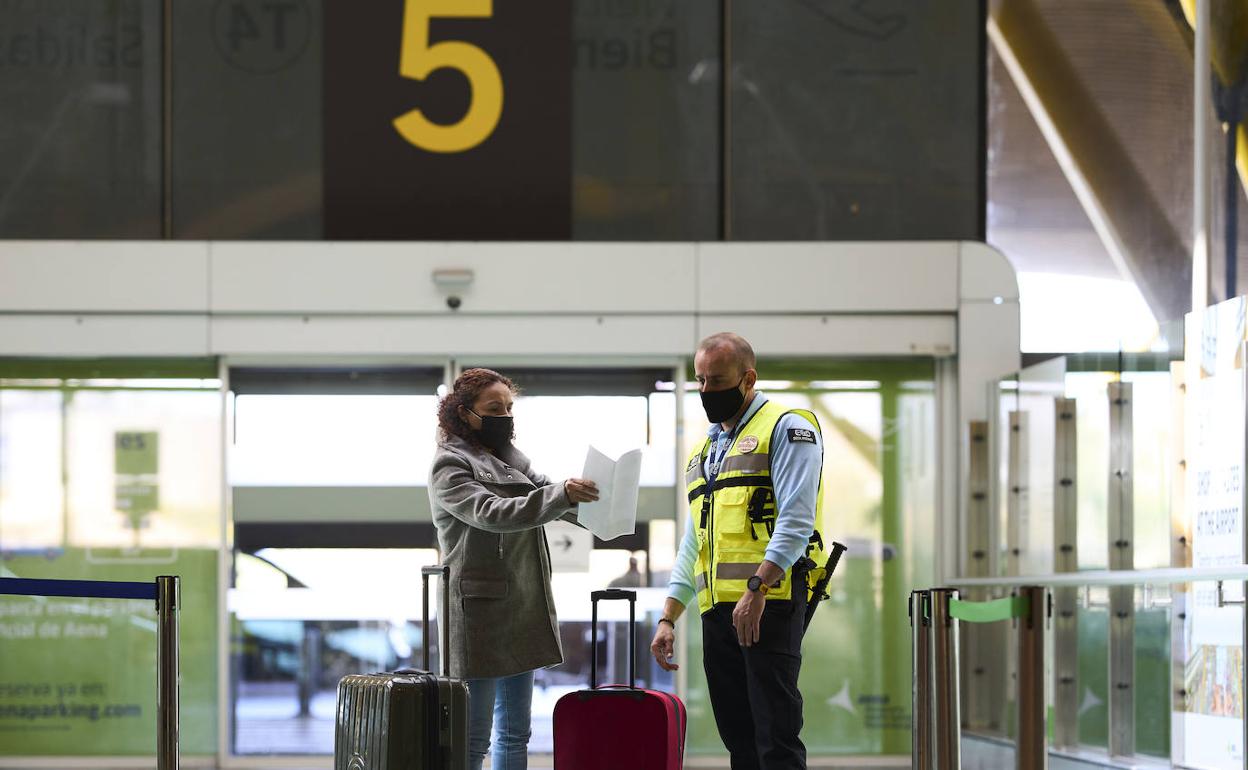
334 565 469 769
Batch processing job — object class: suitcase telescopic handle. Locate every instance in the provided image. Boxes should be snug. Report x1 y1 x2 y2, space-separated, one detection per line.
590 589 636 690
422 565 450 677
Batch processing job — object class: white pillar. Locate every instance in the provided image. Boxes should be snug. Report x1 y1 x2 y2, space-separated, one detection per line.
1193 0 1212 311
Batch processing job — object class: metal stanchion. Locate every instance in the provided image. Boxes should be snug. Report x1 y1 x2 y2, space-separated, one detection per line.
930 589 961 770
0 576 180 768
156 575 180 770
1017 585 1046 770
933 585 1048 769
911 590 933 770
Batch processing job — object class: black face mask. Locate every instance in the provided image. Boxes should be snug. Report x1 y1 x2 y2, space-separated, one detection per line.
468 409 514 451
700 375 747 424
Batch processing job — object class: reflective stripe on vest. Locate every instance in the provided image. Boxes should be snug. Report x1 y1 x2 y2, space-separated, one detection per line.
685 454 768 489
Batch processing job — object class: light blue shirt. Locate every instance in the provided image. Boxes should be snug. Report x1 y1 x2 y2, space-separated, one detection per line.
667 393 823 608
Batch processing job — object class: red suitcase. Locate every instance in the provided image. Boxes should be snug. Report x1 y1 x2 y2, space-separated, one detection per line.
553 588 686 769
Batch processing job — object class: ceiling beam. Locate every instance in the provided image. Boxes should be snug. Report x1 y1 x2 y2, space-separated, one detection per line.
989 0 1191 322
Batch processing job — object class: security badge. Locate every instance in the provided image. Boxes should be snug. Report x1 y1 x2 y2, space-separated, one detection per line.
737 435 759 453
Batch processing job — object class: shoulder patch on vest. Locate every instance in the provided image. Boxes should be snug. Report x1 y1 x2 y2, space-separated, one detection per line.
787 427 817 444
687 456 700 472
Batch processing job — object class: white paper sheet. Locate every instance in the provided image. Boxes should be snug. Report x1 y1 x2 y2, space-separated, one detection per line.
575 445 642 540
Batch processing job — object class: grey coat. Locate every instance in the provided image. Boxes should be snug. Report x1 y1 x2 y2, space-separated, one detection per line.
428 434 577 680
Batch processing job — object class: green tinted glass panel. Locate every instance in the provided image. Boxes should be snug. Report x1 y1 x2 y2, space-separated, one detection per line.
0 378 222 755
1077 606 1109 749
0 357 218 381
1135 607 1171 758
681 359 935 756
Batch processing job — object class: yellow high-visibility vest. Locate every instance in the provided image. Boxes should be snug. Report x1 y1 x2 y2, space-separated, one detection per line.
685 400 829 614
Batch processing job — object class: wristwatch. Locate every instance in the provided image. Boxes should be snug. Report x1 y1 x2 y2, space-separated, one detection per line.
746 575 770 595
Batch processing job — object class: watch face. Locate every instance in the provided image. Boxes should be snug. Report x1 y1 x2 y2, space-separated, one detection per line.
747 576 762 591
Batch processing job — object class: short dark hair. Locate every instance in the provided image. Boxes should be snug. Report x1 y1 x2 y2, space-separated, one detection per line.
437 368 518 447
697 332 756 371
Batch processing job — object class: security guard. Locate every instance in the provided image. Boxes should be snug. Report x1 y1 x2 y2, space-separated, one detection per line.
650 332 829 770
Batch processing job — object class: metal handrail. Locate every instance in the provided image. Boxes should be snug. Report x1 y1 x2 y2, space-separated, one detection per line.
947 565 1248 588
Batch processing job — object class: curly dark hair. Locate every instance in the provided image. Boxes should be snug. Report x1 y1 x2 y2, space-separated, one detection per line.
437 368 519 447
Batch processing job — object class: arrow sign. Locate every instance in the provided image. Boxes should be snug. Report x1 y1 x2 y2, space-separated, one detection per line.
545 521 592 573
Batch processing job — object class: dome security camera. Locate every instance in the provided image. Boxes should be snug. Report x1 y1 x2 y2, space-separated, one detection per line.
432 268 473 312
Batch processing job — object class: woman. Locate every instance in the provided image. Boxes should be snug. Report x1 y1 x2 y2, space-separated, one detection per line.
428 368 599 770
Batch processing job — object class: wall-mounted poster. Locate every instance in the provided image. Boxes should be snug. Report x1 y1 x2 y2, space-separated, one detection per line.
1180 296 1247 769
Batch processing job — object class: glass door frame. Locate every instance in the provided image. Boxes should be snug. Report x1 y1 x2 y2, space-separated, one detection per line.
215 353 959 766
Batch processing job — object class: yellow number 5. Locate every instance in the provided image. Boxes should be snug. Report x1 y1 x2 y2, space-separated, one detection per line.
393 0 503 153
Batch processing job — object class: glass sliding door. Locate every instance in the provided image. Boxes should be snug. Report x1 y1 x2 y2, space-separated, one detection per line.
679 358 938 757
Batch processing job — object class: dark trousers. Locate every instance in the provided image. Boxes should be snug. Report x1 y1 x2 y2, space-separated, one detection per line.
701 573 808 770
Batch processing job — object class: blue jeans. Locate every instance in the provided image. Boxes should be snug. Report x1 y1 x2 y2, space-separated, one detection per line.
466 670 533 770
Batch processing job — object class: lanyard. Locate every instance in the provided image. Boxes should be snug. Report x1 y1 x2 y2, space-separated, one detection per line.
706 405 754 483
707 432 734 482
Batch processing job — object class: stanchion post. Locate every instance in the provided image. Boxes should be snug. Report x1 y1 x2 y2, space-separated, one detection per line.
156 575 180 770
1017 585 1046 770
930 589 961 770
910 590 933 770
